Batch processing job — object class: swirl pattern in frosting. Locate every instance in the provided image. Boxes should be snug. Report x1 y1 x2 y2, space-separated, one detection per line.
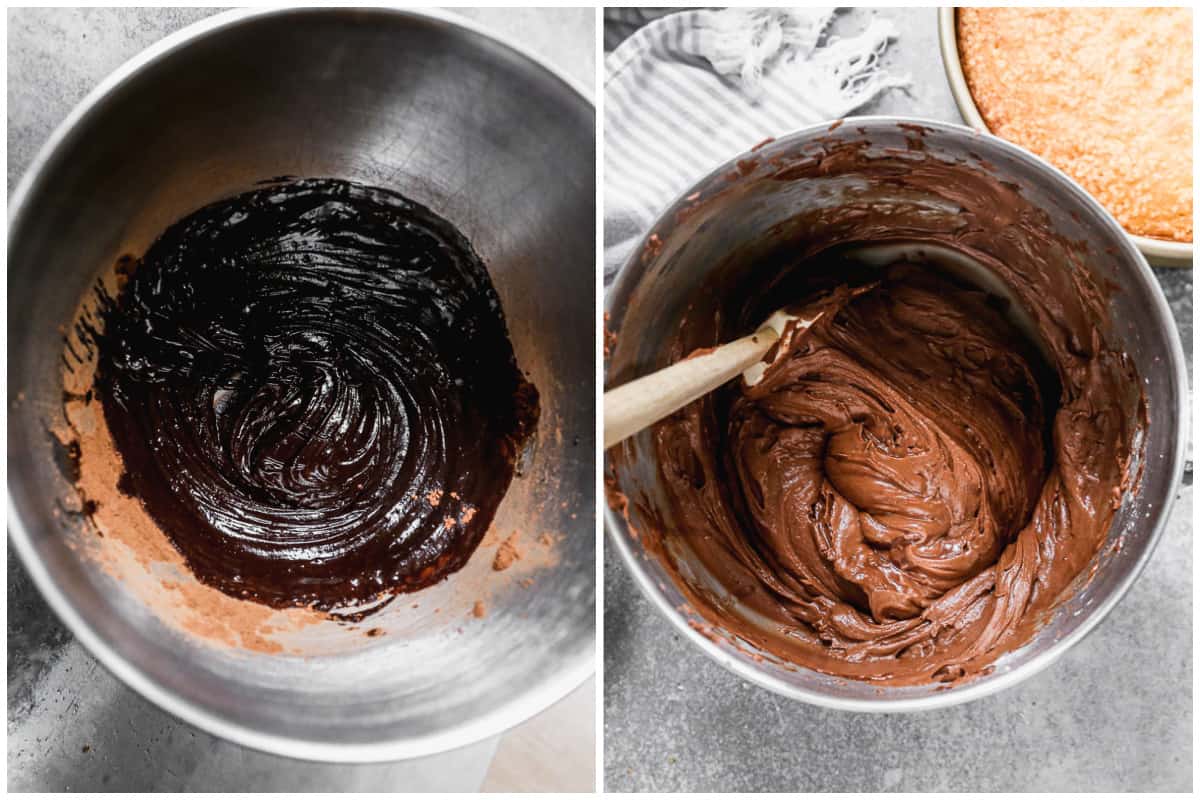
90 178 537 612
607 130 1145 686
643 256 1136 684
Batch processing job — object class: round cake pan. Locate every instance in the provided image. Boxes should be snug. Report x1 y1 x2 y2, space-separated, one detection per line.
8 7 595 761
604 116 1187 712
937 7 1192 268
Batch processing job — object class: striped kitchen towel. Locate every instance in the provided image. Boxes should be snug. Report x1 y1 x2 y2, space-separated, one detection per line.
604 7 909 283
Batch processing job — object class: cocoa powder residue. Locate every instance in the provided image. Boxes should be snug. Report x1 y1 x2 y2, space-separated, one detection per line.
492 532 522 571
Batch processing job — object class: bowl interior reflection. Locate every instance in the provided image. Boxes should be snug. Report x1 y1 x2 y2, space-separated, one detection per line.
8 9 595 759
604 118 1185 710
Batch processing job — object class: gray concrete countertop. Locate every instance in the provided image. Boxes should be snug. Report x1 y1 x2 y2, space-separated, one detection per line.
7 7 594 792
603 7 1192 792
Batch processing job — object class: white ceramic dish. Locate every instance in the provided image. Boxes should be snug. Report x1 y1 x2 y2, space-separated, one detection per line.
937 7 1192 268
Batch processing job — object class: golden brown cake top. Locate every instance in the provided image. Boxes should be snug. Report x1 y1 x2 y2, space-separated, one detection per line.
958 7 1192 243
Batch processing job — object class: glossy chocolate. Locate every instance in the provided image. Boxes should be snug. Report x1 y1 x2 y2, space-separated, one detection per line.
88 178 538 612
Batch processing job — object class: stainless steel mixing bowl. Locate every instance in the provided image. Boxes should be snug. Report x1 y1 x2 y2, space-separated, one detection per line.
8 8 594 760
604 117 1187 712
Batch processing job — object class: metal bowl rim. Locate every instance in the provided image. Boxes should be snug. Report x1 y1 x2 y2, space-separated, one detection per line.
603 114 1188 712
7 5 595 762
935 6 1192 266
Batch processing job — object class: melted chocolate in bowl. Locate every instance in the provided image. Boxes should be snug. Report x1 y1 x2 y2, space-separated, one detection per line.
75 178 537 612
606 124 1152 690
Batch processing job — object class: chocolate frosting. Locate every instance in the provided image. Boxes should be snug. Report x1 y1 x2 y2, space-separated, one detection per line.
87 178 537 612
609 130 1143 685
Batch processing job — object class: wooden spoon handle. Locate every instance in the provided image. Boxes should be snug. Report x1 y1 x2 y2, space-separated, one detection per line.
603 327 779 449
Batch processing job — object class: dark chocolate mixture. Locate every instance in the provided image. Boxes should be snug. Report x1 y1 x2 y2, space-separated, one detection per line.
608 132 1143 685
86 179 537 612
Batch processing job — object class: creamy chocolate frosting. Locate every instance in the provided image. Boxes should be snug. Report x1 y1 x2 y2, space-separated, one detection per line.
76 178 537 613
608 129 1143 686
